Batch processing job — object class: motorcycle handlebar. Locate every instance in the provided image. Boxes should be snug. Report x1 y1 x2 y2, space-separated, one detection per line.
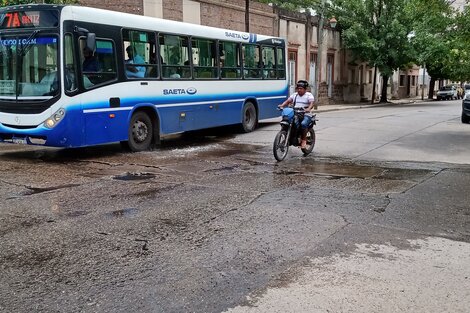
277 106 317 117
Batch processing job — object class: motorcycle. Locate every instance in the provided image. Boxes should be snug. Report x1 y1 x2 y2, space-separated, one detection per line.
272 107 317 161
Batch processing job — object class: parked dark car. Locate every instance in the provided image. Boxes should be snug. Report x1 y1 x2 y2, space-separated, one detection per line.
465 84 470 95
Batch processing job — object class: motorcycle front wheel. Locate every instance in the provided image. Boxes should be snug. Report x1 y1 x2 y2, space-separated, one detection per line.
273 130 289 162
301 129 316 156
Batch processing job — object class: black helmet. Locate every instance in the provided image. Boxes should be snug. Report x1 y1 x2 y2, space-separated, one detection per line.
296 80 309 89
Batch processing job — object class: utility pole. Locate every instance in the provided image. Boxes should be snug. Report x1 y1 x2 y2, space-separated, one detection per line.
421 64 425 100
314 0 326 109
371 0 382 104
371 66 377 104
245 0 249 33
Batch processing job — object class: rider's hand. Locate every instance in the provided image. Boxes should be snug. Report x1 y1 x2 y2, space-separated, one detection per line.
305 109 311 113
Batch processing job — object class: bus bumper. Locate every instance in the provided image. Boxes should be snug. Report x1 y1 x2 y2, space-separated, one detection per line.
0 111 82 148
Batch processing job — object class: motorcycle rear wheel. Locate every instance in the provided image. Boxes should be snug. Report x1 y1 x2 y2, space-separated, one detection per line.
273 130 289 161
301 129 316 156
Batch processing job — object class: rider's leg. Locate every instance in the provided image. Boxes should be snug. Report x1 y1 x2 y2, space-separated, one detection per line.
300 130 308 148
300 116 309 148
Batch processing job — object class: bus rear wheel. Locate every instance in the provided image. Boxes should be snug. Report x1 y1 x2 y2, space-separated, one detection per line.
241 102 257 133
127 111 153 152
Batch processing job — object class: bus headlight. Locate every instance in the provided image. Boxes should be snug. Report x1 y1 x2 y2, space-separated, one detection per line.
44 108 66 129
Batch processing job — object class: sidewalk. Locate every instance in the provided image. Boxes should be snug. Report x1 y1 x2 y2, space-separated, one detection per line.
314 96 426 113
261 97 427 123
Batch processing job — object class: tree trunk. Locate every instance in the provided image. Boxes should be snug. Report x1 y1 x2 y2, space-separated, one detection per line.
428 77 436 100
380 75 389 103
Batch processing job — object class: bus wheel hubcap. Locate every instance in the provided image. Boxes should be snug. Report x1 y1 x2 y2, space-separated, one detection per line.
133 121 148 142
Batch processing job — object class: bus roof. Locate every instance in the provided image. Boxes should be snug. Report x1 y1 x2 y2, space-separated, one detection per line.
57 5 284 45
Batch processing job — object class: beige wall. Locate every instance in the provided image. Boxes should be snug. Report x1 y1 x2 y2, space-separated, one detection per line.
183 0 201 24
143 0 163 18
278 19 287 39
286 21 307 81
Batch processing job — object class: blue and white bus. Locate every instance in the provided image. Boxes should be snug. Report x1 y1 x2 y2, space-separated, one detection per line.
0 4 288 151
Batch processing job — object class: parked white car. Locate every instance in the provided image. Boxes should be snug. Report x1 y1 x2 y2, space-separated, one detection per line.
436 85 458 100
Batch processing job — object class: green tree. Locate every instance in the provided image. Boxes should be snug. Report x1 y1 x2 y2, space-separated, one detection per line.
266 0 464 101
269 0 417 102
405 0 455 99
330 0 415 102
449 6 470 84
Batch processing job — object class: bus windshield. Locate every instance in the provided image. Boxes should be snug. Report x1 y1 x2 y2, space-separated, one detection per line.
0 33 59 100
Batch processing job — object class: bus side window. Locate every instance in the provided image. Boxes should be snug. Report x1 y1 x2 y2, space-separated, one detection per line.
192 37 217 79
242 43 261 79
79 38 117 89
276 47 286 79
160 34 190 79
262 46 276 79
122 29 157 79
64 33 77 93
220 41 241 79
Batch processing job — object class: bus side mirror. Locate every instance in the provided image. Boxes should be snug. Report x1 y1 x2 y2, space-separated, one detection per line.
86 33 96 53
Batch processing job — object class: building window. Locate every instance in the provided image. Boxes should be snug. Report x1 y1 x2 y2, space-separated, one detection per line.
399 74 405 87
348 68 356 84
288 50 297 94
309 52 317 86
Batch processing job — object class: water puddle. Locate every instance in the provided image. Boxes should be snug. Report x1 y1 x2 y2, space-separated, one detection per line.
160 142 260 159
204 165 239 173
279 160 434 181
307 163 382 179
64 210 89 218
105 208 138 218
23 183 80 195
113 172 156 181
280 161 384 179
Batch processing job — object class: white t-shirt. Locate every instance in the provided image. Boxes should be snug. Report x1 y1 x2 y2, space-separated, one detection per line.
289 92 314 108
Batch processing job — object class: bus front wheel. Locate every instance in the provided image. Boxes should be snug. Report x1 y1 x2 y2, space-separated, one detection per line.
127 111 153 152
241 102 257 133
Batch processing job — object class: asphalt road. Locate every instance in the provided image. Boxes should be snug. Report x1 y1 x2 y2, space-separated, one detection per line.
0 99 469 312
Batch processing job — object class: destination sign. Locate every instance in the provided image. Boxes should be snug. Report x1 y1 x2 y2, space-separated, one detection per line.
0 10 58 29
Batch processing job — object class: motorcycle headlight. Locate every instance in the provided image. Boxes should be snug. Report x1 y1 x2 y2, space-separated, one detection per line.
44 108 65 129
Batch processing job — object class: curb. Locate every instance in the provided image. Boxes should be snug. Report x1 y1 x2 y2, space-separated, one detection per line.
315 98 427 113
261 98 428 122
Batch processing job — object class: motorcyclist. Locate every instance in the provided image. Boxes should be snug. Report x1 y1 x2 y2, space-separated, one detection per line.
278 80 315 148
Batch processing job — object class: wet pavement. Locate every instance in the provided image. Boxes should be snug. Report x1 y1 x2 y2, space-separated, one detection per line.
1 100 469 312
